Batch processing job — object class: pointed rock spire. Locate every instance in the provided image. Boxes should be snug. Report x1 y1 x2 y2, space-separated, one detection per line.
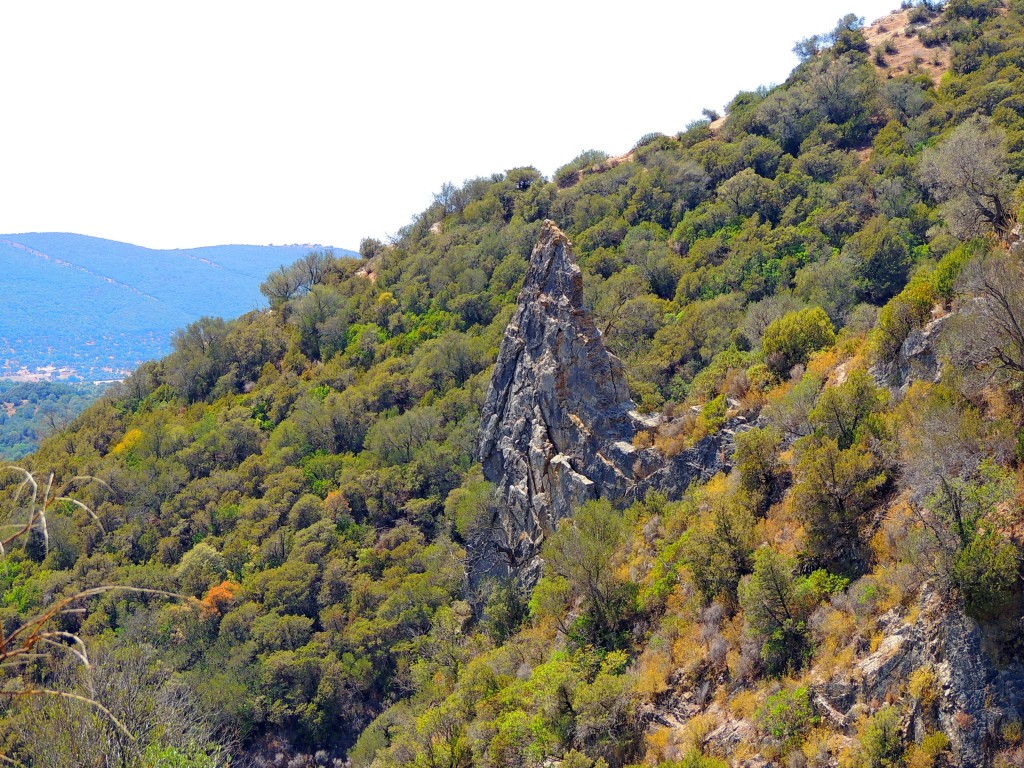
474 221 638 582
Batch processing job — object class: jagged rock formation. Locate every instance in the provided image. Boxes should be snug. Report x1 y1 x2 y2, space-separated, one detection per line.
475 221 639 582
474 221 751 584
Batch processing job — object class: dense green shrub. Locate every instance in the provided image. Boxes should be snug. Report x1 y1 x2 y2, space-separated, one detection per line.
869 276 937 365
762 307 836 377
756 686 817 744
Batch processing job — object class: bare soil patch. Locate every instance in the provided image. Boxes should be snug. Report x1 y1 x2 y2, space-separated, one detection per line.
864 8 952 86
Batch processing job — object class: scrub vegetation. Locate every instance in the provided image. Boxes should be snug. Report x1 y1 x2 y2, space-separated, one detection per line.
5 2 1024 765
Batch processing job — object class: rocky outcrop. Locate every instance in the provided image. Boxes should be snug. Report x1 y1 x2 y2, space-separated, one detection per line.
871 313 949 394
646 585 1021 767
812 585 1023 767
628 413 756 503
475 221 639 583
474 221 754 584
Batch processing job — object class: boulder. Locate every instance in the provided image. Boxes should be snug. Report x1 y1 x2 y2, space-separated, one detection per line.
871 313 949 394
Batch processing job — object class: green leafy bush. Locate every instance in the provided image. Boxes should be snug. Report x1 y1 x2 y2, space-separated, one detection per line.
756 685 817 744
762 307 836 377
850 705 904 768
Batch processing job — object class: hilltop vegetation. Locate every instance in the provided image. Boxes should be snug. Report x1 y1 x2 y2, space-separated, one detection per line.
4 2 1024 766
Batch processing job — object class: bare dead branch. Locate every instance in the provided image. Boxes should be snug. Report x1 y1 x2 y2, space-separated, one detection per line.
5 688 135 741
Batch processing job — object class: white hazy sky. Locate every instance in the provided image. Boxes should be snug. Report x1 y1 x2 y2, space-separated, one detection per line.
0 0 901 251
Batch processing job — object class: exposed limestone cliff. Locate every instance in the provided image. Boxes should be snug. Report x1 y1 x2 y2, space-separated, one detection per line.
475 221 639 582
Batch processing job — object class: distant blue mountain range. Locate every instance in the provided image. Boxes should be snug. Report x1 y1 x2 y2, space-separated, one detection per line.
0 233 356 380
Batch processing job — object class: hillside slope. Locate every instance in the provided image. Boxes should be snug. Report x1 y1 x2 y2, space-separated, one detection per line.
5 2 1024 767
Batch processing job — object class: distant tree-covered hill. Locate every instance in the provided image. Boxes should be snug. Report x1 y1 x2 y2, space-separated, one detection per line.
0 380 108 459
0 233 356 379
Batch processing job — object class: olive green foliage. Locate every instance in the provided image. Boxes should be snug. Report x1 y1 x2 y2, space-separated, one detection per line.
762 307 836 377
142 744 224 768
933 240 986 300
849 705 904 768
897 383 1020 619
9 6 1024 765
869 274 936 366
843 216 914 304
907 731 950 768
756 685 817 744
777 370 892 574
808 370 888 450
540 500 635 650
792 435 887 574
0 380 107 459
175 541 227 597
739 548 848 675
733 425 783 510
556 150 612 187
952 528 1019 619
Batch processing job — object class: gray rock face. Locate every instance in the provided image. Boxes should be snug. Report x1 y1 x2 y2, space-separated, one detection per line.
475 221 638 582
871 313 949 394
628 415 755 504
648 585 1023 767
814 585 1022 767
473 221 754 584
